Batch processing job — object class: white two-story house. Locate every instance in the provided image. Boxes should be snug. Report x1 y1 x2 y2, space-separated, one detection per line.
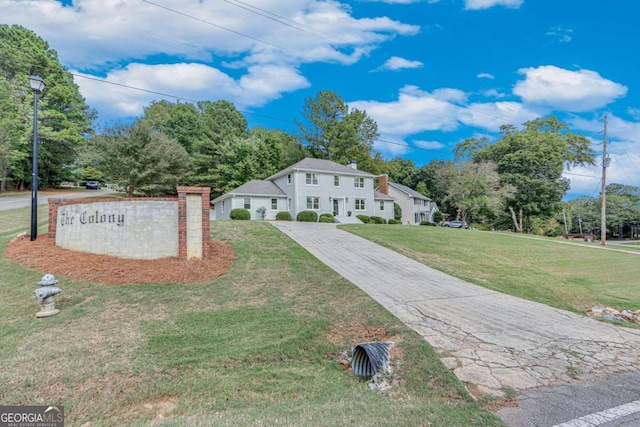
212 158 395 222
377 174 438 225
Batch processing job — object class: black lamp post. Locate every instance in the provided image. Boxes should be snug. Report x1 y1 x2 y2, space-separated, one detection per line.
29 75 45 241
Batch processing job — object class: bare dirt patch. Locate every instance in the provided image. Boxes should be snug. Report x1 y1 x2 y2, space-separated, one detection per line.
327 320 401 344
4 234 236 285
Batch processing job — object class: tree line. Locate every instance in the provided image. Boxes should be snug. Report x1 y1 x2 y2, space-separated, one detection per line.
2 24 638 237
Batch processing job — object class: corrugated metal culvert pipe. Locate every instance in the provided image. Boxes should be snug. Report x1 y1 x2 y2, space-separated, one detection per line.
351 341 394 376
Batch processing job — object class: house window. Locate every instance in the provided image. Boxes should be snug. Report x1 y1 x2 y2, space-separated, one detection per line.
244 197 251 209
306 197 319 210
334 175 340 187
355 198 366 211
354 177 364 188
271 198 278 210
287 198 291 211
287 174 292 184
379 201 384 211
306 173 318 185
221 200 225 213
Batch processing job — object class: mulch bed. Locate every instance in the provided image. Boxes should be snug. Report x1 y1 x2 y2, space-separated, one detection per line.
4 234 236 285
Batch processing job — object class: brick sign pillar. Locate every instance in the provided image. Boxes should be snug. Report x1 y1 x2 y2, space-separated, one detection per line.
177 187 211 259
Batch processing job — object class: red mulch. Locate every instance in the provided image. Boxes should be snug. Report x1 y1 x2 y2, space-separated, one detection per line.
4 234 236 285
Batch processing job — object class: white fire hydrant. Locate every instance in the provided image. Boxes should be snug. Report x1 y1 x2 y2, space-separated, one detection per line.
34 273 62 318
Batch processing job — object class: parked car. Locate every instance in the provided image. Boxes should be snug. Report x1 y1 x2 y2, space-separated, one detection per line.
443 220 469 229
85 181 101 190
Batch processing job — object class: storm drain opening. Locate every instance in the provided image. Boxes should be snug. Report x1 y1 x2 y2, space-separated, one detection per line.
351 341 394 377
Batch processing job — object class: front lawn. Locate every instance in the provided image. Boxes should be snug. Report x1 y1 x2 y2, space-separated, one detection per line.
0 219 504 426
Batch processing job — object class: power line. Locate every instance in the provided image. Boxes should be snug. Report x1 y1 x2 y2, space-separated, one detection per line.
615 143 640 182
564 172 598 178
3 55 435 151
222 0 336 43
5 56 603 156
140 0 304 58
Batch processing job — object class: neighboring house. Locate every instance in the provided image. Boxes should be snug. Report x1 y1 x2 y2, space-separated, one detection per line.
212 158 396 222
377 174 438 225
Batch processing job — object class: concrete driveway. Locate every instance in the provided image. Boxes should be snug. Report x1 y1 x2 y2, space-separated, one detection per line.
271 222 640 398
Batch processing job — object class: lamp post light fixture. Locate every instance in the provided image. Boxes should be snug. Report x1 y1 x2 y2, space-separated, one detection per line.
29 75 45 241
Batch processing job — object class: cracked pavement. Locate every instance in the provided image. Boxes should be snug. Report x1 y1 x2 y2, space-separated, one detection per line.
272 222 640 397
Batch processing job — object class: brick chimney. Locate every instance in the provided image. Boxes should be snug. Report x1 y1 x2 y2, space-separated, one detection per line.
379 174 389 195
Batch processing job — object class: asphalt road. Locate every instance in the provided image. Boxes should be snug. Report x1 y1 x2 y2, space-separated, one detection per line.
0 188 113 212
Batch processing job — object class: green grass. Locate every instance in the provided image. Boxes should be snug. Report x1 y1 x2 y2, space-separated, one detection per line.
0 214 503 427
0 205 49 235
341 224 640 313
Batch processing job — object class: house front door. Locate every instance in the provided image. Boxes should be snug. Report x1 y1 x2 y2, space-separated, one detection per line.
333 199 339 216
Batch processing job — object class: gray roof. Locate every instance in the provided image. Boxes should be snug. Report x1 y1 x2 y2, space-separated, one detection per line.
388 182 432 200
212 180 286 203
267 157 375 180
374 190 395 201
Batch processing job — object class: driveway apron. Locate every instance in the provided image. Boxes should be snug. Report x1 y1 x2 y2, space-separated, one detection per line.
271 222 640 396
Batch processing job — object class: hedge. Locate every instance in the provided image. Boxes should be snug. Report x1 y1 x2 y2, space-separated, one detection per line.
370 216 387 224
388 219 401 225
297 211 318 222
420 221 437 226
356 215 371 223
230 208 251 220
276 211 292 221
319 213 335 223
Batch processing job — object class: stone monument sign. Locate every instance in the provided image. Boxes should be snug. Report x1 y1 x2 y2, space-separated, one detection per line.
48 187 210 260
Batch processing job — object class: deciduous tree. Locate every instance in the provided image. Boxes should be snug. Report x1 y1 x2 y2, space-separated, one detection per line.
443 161 510 227
81 121 189 196
468 117 595 233
296 91 378 169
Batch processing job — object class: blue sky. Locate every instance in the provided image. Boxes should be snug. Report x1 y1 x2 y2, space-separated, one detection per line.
2 0 639 198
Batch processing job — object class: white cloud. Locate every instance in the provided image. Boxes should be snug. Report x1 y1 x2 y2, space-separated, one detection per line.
375 137 411 155
546 26 573 43
432 88 468 103
481 89 507 99
377 56 423 71
350 84 542 157
594 115 640 145
464 0 524 10
513 66 628 112
605 141 640 188
350 85 462 138
565 114 640 193
74 62 309 120
361 0 440 3
565 140 640 195
414 140 446 150
627 107 640 120
1 0 419 119
477 72 495 79
457 101 541 131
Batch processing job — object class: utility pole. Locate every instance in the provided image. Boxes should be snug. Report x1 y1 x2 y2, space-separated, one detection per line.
600 116 608 246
